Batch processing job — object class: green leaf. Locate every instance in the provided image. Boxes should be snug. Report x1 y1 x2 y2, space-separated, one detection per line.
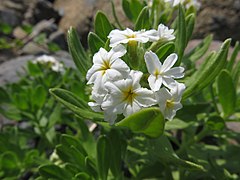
155 42 175 61
149 136 205 171
206 115 225 131
49 88 104 121
74 172 91 180
61 134 87 157
122 0 144 22
0 87 10 103
185 13 195 43
134 6 150 30
175 4 187 65
109 129 123 178
88 32 105 54
39 164 72 180
94 11 113 42
0 151 19 170
116 107 165 138
0 104 22 121
184 34 213 62
165 118 191 130
217 70 236 117
97 135 111 180
183 39 231 99
27 61 42 76
227 41 240 71
67 27 90 76
32 85 47 109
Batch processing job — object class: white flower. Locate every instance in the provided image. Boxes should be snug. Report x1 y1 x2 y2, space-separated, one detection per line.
157 24 175 41
144 51 184 91
156 83 185 120
101 70 156 124
88 81 107 112
108 28 157 47
86 45 130 87
164 0 200 9
34 55 64 72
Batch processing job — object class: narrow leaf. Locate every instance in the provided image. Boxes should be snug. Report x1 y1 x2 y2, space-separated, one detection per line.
155 42 175 61
94 11 113 42
183 39 231 99
39 165 72 180
217 70 236 117
67 27 89 76
49 88 104 121
88 32 105 54
97 135 111 180
184 34 213 62
135 6 150 30
175 4 186 65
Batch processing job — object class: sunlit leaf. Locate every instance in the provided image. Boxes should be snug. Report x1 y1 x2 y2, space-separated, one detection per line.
116 107 165 138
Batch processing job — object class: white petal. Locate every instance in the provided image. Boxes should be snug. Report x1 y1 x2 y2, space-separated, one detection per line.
148 75 163 91
110 59 130 78
129 70 143 89
164 67 184 78
93 48 107 64
155 87 171 112
123 101 141 117
88 102 102 112
142 29 159 42
144 51 162 74
134 88 156 107
108 44 127 60
171 83 186 101
105 69 123 81
162 77 176 89
87 70 103 84
161 53 178 72
86 64 102 81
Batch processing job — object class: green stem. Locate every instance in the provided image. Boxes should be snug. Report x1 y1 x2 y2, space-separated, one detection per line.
111 0 123 30
177 127 209 156
209 85 220 114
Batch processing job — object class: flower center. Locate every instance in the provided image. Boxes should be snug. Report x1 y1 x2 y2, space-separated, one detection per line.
154 69 162 77
123 89 136 105
166 99 174 108
101 59 111 75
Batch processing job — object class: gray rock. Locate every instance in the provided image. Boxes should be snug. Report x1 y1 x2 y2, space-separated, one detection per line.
0 9 22 27
0 51 75 85
48 29 67 50
21 42 49 55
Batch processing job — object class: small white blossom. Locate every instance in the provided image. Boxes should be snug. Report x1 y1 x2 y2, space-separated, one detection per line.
144 51 184 91
101 70 156 124
164 0 200 9
157 24 175 41
156 83 185 120
108 28 157 47
86 45 130 88
34 55 64 72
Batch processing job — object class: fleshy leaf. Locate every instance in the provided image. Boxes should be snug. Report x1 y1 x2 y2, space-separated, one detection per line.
217 70 236 117
94 11 113 42
88 32 105 54
183 39 231 99
97 135 111 180
67 27 90 76
116 107 165 138
49 88 104 121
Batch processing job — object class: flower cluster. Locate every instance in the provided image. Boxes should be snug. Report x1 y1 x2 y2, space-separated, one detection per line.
86 24 185 124
34 55 64 73
164 0 201 9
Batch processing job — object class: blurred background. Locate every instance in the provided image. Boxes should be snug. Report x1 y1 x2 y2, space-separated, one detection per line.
1 0 240 62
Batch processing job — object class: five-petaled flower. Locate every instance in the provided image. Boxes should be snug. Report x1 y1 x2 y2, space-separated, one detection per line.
86 44 130 89
155 83 185 120
144 51 184 91
101 70 156 124
108 28 157 47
